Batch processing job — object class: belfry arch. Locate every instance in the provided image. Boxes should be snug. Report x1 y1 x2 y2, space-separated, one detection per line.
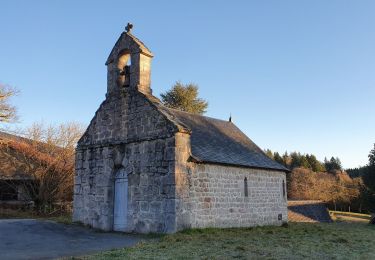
116 50 131 87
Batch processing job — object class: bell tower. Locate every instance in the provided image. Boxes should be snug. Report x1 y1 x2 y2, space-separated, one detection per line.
105 23 153 96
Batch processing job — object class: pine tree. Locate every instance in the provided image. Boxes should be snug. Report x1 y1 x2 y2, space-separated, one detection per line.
160 82 208 114
273 152 284 165
290 152 302 169
265 149 273 159
300 155 311 169
369 144 375 167
364 145 375 192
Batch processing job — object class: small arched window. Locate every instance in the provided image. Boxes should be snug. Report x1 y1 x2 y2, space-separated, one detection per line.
282 180 286 200
244 177 248 197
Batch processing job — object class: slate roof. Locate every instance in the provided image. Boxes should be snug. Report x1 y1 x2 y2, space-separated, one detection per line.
288 200 332 223
0 131 52 180
0 131 33 180
0 131 30 144
126 32 153 57
162 108 289 172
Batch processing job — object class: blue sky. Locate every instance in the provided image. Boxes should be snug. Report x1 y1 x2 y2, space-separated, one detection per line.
1 1 374 168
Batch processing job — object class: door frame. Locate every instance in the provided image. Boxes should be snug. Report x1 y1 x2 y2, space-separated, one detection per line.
113 168 128 231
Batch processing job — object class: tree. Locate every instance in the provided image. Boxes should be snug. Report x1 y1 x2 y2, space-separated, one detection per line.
346 166 367 178
306 154 326 172
346 145 375 214
363 144 375 213
324 156 342 173
273 152 284 166
288 167 361 212
299 155 311 169
160 82 208 114
264 149 273 159
2 122 85 212
369 144 375 167
306 154 325 172
333 157 343 171
282 152 291 168
0 84 18 122
290 152 302 169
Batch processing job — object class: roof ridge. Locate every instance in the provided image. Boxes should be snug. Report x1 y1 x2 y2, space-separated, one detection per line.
0 130 31 142
105 31 153 65
140 93 288 172
126 32 153 56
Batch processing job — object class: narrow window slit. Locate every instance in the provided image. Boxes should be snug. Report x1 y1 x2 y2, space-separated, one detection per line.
244 177 248 197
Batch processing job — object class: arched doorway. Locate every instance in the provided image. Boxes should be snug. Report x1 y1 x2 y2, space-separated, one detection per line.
113 168 128 231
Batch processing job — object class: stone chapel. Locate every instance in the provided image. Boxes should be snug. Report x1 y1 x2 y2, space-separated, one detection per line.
73 24 289 233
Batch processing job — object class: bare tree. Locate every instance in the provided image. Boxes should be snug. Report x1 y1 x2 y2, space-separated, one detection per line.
0 84 18 122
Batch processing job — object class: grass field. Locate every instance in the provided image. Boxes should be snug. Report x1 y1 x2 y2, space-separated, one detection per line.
2 208 373 259
0 208 72 224
75 222 374 260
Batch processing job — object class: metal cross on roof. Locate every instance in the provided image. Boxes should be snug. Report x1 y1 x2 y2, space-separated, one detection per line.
125 23 133 33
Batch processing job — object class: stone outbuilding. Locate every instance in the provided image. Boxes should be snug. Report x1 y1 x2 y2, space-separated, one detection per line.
0 132 34 204
73 25 289 233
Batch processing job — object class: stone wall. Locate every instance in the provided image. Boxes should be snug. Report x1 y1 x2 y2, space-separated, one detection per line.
78 91 176 146
175 163 288 230
73 90 179 233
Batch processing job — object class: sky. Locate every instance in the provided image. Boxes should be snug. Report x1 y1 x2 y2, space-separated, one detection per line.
0 1 374 168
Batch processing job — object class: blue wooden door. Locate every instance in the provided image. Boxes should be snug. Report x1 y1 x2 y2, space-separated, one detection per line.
113 169 128 231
